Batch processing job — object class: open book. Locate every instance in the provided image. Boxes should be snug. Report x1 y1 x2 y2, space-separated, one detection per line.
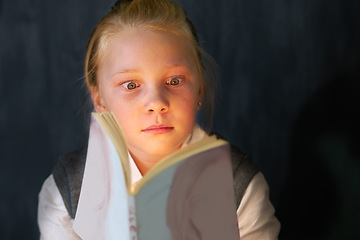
73 112 240 240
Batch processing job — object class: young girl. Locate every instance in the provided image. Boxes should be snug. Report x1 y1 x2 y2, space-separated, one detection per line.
38 0 280 239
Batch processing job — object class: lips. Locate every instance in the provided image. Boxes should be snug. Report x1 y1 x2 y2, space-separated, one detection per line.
141 124 174 134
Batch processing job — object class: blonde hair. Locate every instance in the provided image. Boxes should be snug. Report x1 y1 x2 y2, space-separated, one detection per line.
84 0 217 130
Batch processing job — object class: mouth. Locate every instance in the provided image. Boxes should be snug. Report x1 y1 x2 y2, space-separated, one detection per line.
141 124 174 134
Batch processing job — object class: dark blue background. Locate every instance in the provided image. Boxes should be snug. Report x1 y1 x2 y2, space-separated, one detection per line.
1 0 359 239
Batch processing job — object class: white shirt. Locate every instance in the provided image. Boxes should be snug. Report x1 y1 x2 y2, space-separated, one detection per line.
38 125 280 239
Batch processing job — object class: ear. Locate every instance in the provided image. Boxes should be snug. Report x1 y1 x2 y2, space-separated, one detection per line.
91 86 106 113
197 84 204 110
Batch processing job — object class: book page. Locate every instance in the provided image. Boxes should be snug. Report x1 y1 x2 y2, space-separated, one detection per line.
93 112 131 192
135 144 240 239
134 135 228 194
135 162 180 239
73 115 132 240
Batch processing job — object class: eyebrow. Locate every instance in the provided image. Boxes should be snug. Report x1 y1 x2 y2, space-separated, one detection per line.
111 62 192 78
116 69 139 74
116 63 188 72
110 69 140 79
166 62 190 68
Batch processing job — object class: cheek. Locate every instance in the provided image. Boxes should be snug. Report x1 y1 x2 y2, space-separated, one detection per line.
101 86 129 111
110 104 138 140
185 84 201 106
173 89 199 118
100 91 133 123
107 97 135 120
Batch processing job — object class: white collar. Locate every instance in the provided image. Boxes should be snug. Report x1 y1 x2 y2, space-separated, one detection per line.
129 123 207 184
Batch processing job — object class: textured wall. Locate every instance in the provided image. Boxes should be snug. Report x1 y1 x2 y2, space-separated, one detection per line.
1 0 359 239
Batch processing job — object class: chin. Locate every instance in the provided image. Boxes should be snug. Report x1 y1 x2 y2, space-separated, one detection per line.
150 146 180 157
145 142 183 157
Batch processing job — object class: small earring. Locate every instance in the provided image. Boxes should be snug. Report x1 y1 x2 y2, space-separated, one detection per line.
198 102 202 107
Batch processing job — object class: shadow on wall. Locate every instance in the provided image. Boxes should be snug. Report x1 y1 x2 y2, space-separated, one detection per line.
277 68 360 239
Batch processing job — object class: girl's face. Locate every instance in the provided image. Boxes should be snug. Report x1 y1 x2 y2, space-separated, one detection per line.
92 29 202 164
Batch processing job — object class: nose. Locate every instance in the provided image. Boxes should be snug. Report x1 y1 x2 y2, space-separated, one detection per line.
145 88 169 114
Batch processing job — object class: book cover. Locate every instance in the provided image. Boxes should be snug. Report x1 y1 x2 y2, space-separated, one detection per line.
73 112 240 239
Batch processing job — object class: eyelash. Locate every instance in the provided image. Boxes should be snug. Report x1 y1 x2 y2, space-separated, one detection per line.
119 76 185 91
166 76 184 86
120 81 139 90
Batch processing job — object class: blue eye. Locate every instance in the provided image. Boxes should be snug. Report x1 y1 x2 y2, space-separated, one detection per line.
122 81 138 90
168 77 181 86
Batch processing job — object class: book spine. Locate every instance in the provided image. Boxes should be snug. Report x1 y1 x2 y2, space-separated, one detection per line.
128 195 138 240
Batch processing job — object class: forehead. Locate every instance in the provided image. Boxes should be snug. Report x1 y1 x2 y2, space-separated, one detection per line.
98 28 199 75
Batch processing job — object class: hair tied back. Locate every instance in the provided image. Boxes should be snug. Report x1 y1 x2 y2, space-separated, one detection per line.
112 0 133 9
